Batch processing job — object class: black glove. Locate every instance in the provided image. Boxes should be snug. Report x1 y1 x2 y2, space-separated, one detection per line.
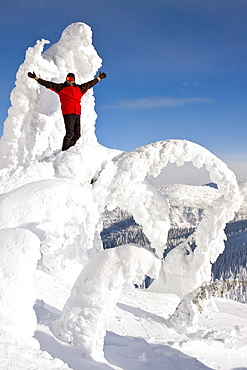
28 71 37 79
98 71 106 80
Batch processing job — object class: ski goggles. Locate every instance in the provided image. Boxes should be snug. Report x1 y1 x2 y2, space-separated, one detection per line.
66 76 75 81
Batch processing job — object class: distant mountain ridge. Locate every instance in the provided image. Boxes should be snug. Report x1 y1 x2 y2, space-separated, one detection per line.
158 183 247 225
101 183 247 233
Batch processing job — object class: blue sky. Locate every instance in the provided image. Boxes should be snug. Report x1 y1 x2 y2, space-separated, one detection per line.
1 0 247 184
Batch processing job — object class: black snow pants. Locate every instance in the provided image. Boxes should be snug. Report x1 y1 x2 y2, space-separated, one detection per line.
62 114 81 151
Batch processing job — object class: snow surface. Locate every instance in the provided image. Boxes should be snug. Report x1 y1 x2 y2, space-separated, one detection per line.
0 22 247 369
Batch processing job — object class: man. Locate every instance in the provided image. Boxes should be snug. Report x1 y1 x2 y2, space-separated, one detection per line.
28 71 106 151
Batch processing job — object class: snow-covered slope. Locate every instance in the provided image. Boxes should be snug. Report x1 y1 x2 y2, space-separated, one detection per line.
33 280 247 370
0 22 247 369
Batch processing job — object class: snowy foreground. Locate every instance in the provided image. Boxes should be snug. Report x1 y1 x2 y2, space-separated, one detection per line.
2 271 247 370
34 276 247 369
0 22 247 369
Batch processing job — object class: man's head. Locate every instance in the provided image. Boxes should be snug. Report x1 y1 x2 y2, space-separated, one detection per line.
66 73 75 85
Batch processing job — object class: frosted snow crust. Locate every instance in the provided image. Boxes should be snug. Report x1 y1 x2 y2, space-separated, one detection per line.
0 22 246 362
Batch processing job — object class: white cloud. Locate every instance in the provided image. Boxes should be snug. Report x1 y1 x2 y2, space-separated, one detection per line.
106 96 214 110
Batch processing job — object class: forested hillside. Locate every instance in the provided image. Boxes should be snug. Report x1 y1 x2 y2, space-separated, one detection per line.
101 183 247 302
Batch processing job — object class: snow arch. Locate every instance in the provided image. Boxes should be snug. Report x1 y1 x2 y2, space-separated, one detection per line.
50 244 161 361
94 139 243 296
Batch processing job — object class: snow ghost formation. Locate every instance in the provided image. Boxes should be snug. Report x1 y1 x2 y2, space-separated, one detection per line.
51 244 161 361
0 23 101 169
0 22 245 358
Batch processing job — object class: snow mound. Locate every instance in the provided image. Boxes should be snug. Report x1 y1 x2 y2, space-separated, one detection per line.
0 179 102 275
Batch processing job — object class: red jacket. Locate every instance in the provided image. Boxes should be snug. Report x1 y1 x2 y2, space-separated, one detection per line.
37 77 100 116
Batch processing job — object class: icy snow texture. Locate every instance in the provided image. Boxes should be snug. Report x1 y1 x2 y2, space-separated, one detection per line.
51 244 161 361
0 21 245 365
